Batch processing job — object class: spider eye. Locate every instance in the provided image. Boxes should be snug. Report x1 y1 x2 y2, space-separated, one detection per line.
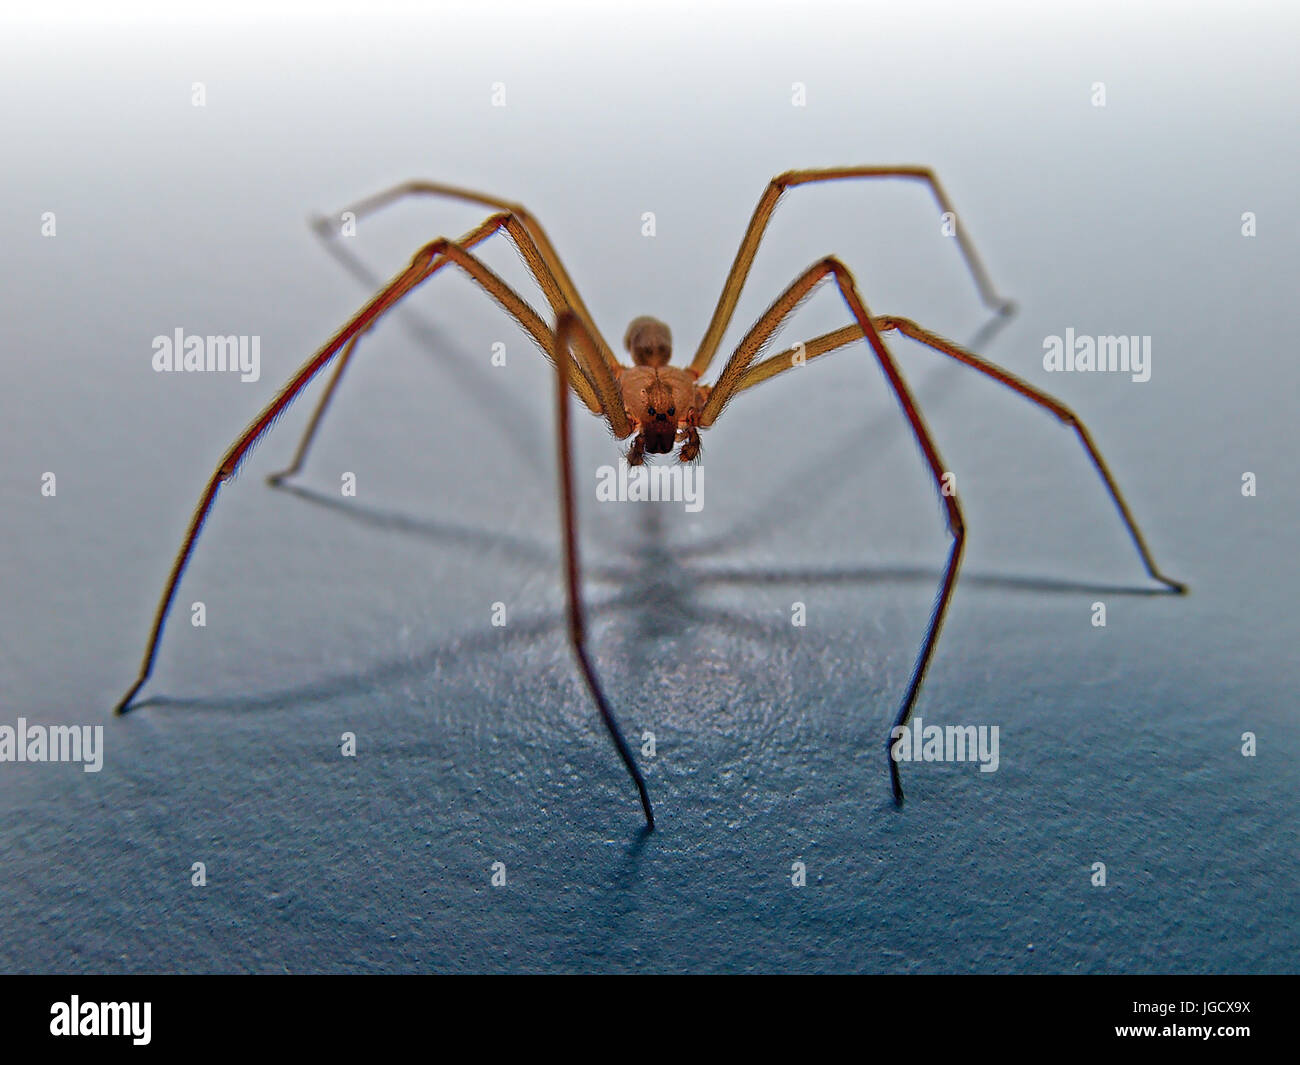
667 407 675 417
647 405 656 416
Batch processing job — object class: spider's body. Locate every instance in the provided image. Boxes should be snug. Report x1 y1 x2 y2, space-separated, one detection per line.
115 168 1185 830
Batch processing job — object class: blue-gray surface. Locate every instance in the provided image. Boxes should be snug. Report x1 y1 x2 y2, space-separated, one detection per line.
1 3 1296 973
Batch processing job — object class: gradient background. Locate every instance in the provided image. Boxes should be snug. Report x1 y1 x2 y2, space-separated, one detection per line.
1 0 1296 973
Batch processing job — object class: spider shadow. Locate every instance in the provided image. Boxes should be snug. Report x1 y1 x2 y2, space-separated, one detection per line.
263 474 1170 607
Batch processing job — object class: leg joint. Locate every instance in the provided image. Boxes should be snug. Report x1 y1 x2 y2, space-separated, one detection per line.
820 254 847 277
411 236 453 266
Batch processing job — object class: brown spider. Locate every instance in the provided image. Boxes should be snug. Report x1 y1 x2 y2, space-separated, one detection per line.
115 167 1186 830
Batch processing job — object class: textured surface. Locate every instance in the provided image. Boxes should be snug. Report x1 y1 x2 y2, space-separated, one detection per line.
1 3 1296 973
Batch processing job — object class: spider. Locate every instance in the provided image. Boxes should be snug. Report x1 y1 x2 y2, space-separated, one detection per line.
114 167 1186 830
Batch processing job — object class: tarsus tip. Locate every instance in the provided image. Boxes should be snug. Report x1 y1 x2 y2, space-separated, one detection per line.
114 681 144 716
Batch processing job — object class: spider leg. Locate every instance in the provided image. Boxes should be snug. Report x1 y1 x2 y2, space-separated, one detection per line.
729 298 1019 396
270 203 631 482
554 311 655 829
722 315 1187 593
265 330 363 485
116 227 620 715
690 166 1015 380
874 316 1187 594
700 256 966 806
735 323 863 392
313 179 619 369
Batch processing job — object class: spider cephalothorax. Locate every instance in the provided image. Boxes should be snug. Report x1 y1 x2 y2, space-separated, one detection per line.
619 316 709 465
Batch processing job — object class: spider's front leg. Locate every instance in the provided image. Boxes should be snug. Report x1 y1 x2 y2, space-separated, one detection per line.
677 406 704 464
